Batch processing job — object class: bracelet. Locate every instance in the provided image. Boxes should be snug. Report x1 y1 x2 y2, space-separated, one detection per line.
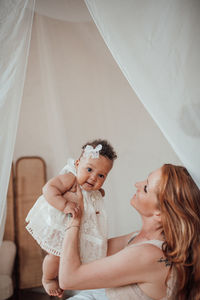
65 225 80 231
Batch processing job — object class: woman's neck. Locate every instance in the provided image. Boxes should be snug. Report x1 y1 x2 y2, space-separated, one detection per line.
137 216 163 241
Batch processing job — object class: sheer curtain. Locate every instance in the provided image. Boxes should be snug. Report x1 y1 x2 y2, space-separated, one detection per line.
1 0 199 245
0 0 35 244
85 0 200 187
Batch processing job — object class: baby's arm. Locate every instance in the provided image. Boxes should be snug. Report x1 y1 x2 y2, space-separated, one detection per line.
43 172 76 212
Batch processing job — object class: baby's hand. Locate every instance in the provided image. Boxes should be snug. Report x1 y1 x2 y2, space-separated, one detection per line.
99 188 105 197
63 201 80 218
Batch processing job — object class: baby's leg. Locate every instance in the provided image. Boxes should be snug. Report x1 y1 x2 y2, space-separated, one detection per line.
42 254 63 298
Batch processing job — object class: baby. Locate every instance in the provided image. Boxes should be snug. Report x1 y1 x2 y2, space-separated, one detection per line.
25 139 117 297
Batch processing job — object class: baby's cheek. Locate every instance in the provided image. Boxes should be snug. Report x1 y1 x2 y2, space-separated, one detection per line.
96 180 104 189
76 174 83 185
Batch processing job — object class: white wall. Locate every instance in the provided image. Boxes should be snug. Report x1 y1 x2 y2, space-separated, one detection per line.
14 1 180 236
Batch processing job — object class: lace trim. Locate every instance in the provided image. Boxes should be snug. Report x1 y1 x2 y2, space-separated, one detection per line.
26 224 61 256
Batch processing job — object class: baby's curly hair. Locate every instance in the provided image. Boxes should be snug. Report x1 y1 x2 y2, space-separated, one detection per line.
82 139 117 161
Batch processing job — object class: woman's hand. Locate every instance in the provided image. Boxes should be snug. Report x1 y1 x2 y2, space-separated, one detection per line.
65 183 83 226
63 201 80 219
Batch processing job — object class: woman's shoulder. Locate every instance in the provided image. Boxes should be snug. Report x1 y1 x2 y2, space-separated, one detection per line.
125 242 169 284
124 240 167 274
126 240 164 259
107 238 168 290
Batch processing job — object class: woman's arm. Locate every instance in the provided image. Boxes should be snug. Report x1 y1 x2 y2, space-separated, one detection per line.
59 187 165 292
59 224 164 290
43 172 76 211
59 185 166 291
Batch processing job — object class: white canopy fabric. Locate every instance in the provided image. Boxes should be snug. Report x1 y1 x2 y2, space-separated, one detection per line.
0 0 199 244
0 0 35 244
85 0 200 187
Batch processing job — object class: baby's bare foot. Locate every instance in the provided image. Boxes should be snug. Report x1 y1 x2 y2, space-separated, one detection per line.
42 277 63 298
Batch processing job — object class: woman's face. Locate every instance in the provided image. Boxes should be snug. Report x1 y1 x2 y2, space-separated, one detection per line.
131 168 162 217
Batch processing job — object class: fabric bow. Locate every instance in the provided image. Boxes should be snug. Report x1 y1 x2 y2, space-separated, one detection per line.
83 144 102 159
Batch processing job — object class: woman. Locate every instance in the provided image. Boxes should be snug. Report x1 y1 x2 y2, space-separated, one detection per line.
59 164 200 300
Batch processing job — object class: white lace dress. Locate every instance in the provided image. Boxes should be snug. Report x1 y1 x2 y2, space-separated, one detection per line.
25 158 108 263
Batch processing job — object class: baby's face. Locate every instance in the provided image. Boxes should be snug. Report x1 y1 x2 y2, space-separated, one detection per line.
75 155 113 191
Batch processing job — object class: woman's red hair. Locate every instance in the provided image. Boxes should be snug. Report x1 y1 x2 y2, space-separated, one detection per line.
158 164 200 299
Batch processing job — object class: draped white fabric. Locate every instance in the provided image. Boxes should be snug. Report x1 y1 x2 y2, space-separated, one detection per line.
2 0 199 244
0 0 35 244
14 1 180 238
85 0 200 187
